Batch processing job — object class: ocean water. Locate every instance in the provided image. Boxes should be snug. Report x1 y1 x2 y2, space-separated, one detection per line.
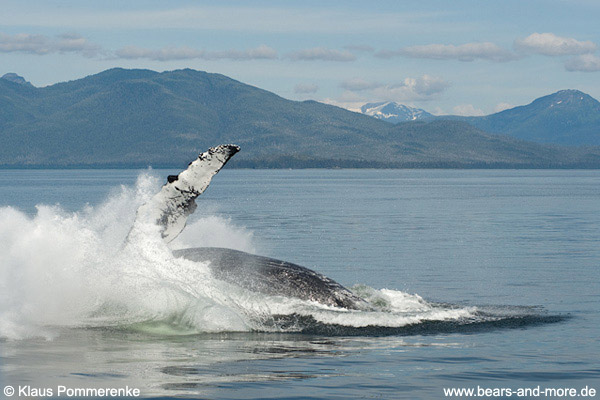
0 169 599 399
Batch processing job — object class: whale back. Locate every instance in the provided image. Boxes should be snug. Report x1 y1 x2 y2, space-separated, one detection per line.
173 247 366 310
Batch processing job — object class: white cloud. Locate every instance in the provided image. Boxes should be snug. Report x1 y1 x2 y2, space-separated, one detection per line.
339 78 380 91
431 107 447 116
339 75 448 102
514 33 596 56
377 42 518 62
230 45 278 60
294 83 319 94
494 102 514 113
344 44 374 53
397 75 450 100
337 90 363 103
115 44 277 61
115 45 202 61
565 54 600 72
288 47 356 62
0 32 48 54
0 32 100 57
324 76 449 111
335 75 449 105
452 104 485 116
320 97 363 112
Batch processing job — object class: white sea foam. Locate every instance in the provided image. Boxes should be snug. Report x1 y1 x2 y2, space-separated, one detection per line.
0 172 478 340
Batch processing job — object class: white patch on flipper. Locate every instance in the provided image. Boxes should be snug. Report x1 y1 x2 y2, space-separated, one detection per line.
129 144 240 243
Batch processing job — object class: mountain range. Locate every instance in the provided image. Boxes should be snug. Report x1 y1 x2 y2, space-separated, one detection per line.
359 90 600 146
1 69 599 168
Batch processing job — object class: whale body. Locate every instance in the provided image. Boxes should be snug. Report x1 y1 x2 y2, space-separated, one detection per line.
132 144 367 310
174 247 367 309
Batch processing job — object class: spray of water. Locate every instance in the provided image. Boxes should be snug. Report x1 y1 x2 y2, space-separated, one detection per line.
0 171 485 340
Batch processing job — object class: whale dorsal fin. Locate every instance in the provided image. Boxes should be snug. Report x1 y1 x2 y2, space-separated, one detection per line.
132 144 239 243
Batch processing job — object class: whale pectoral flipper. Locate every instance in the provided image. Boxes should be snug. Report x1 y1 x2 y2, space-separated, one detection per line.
131 144 240 243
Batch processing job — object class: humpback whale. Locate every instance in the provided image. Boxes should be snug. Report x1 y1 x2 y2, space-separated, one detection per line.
133 144 368 310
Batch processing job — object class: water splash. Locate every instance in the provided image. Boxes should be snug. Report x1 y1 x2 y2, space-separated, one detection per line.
0 172 249 339
0 172 561 340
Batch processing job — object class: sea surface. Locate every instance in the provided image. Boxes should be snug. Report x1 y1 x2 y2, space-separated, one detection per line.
0 169 599 399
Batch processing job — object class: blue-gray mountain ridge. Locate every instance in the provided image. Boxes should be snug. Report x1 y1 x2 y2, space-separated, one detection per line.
360 90 600 146
1 69 599 168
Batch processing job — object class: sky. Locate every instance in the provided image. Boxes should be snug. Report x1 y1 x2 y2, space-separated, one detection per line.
1 0 600 116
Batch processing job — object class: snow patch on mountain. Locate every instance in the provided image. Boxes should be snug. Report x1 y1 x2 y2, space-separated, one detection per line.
360 102 434 123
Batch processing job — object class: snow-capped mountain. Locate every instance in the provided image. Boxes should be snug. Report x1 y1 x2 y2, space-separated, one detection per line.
360 102 434 123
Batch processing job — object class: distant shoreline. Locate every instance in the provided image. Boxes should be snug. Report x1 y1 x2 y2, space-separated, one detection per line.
2 163 600 170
